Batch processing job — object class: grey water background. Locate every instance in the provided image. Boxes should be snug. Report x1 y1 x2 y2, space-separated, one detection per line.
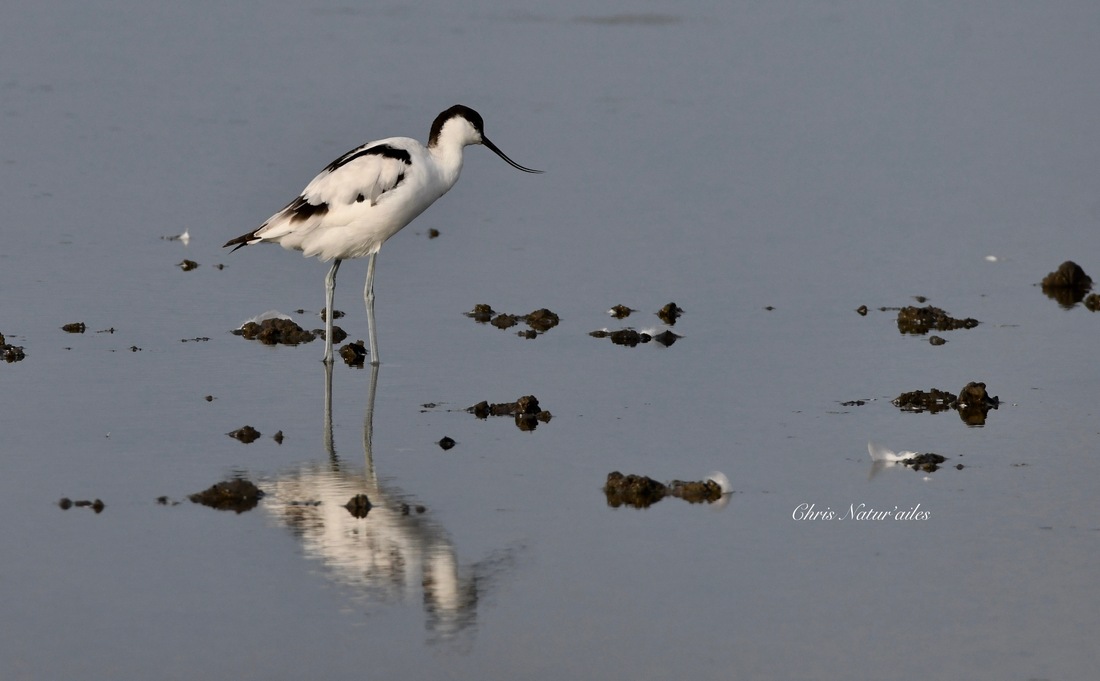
2 1 1099 679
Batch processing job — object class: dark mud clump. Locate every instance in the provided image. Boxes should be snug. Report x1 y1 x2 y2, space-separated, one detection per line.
603 472 667 508
468 394 552 431
344 494 372 518
856 305 869 316
894 382 1000 425
317 325 348 343
957 381 997 406
438 436 456 451
1 332 26 363
318 308 344 322
1085 293 1100 312
896 305 979 335
668 479 725 503
177 259 199 271
1041 260 1092 288
491 313 519 329
61 322 86 333
898 452 948 473
58 497 105 513
894 388 957 414
591 302 683 347
340 340 367 366
604 472 724 509
956 381 1000 426
465 304 560 337
1041 261 1093 307
465 304 495 323
235 317 319 346
227 425 262 443
189 479 264 513
929 335 946 346
657 302 684 325
609 304 634 319
273 430 284 444
525 308 560 332
590 328 683 347
607 329 644 346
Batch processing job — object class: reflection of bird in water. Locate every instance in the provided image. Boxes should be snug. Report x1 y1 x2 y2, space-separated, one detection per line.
264 363 519 644
225 105 542 365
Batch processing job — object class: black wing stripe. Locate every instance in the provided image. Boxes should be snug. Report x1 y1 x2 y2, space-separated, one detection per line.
285 195 330 223
325 144 412 172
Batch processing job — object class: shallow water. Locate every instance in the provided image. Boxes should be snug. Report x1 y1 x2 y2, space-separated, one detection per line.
3 2 1099 679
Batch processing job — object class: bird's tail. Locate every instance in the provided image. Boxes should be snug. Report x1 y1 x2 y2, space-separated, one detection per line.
223 230 259 251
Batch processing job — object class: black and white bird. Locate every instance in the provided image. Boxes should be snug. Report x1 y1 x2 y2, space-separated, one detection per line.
225 105 542 364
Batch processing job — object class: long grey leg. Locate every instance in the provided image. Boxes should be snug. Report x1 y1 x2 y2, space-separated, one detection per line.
323 259 342 364
364 252 379 365
362 362 379 482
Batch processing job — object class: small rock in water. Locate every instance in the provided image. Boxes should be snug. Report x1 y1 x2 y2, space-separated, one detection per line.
657 302 683 325
468 395 552 431
468 305 560 336
1 331 26 363
608 304 633 319
893 389 956 413
893 382 999 425
1041 261 1093 308
899 452 947 473
896 305 978 335
344 494 372 518
525 308 560 332
340 340 367 366
189 479 264 513
465 304 496 323
1041 260 1092 289
603 471 726 508
63 498 106 513
235 317 318 346
227 425 261 443
603 472 668 508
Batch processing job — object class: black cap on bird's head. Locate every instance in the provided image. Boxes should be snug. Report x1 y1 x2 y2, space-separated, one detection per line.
429 104 543 174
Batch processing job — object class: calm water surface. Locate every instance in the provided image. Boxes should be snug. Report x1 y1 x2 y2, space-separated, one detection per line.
2 2 1098 679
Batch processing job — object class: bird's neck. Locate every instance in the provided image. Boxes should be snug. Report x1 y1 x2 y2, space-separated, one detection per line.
428 144 464 190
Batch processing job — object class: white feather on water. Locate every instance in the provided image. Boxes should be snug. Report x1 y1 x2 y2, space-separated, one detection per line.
706 471 731 494
867 441 918 463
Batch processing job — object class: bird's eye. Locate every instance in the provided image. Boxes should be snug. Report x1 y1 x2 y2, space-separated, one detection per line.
355 193 365 203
